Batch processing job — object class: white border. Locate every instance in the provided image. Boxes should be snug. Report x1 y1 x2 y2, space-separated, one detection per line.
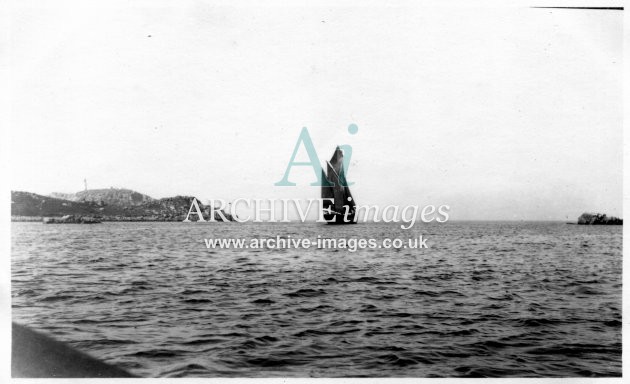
1 0 625 383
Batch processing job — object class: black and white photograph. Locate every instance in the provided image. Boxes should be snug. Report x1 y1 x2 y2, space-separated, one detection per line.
2 0 625 380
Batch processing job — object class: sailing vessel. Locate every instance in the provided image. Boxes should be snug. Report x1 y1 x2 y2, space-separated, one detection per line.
321 147 356 224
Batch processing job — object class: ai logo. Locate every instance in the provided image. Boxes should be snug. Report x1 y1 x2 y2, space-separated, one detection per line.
274 124 358 187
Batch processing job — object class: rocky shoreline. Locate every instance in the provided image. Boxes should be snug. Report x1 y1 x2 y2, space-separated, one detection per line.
12 215 234 223
43 215 101 224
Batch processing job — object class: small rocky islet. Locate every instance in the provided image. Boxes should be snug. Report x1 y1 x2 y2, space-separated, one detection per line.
576 213 622 225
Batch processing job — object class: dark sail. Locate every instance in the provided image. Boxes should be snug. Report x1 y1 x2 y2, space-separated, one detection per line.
321 147 356 224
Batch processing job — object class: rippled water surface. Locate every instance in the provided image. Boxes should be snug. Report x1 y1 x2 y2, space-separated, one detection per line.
12 222 622 377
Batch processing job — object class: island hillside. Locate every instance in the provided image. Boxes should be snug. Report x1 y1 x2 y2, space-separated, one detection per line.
12 189 233 222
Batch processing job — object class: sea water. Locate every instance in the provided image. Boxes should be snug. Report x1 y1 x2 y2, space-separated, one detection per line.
11 221 622 377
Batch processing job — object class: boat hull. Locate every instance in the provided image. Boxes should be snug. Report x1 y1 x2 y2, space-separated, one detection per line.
323 210 356 224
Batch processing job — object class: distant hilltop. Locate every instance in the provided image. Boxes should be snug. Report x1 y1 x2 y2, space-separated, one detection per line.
577 213 622 225
50 188 154 207
12 188 234 222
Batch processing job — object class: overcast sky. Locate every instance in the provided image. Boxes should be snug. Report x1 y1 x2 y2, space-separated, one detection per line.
9 2 622 220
